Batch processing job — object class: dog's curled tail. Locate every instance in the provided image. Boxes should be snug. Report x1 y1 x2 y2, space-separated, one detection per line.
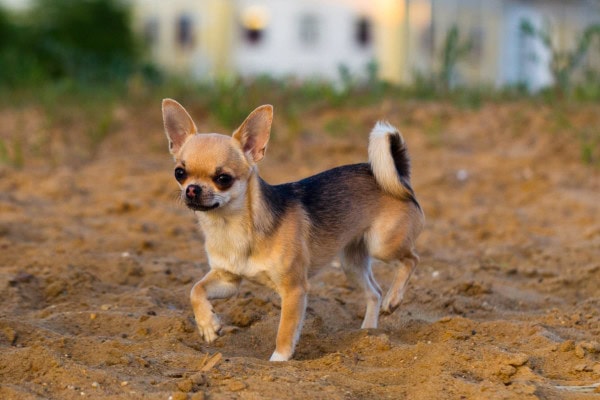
368 121 415 200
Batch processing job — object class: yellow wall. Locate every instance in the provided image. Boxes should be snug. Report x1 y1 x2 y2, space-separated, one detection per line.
374 0 408 84
202 0 234 78
131 0 234 78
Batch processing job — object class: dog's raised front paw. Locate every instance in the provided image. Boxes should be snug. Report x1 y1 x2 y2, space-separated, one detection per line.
197 313 222 343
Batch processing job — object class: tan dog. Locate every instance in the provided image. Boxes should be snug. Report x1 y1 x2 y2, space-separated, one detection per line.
162 99 424 361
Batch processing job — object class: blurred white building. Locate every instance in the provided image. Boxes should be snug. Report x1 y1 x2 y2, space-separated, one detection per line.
430 0 600 91
131 0 379 81
2 0 599 89
131 0 600 89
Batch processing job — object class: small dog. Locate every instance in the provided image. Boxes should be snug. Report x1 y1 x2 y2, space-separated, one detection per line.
162 99 424 361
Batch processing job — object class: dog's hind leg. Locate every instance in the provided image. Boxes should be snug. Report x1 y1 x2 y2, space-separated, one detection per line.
341 240 382 329
381 249 419 315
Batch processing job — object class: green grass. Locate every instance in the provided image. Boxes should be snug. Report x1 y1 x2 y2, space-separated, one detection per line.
1 71 600 168
324 116 352 138
579 128 600 165
0 137 24 168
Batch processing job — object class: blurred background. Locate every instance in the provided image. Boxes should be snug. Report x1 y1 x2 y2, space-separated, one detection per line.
0 0 599 167
1 0 599 95
1 3 600 398
131 0 600 93
0 0 598 170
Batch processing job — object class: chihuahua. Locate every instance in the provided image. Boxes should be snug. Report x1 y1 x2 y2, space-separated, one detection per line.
162 99 424 361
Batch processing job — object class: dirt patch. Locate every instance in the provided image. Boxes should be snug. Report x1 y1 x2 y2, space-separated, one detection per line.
1 101 599 399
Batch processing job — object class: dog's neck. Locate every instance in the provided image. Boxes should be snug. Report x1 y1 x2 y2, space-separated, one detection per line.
246 169 280 234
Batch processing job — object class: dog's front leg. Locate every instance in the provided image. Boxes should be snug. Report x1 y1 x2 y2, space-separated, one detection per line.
270 285 307 362
190 269 241 343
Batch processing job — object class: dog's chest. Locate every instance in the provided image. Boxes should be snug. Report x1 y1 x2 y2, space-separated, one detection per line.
200 216 277 287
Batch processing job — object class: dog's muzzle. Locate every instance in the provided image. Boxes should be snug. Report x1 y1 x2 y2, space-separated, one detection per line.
184 184 219 211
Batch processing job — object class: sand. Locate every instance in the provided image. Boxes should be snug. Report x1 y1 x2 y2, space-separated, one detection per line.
1 100 599 399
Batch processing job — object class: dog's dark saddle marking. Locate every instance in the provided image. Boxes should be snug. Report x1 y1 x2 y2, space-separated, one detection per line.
259 163 420 234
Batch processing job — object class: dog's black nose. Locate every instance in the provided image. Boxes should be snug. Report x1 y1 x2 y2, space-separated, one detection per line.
186 184 201 199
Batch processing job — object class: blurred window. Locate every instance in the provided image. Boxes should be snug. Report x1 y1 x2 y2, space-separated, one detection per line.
241 5 269 45
177 14 194 48
299 14 319 46
143 17 159 47
421 25 434 56
356 17 372 47
244 26 263 44
469 26 484 61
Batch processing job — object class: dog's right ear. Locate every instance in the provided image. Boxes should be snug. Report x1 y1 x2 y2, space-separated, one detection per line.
162 98 198 156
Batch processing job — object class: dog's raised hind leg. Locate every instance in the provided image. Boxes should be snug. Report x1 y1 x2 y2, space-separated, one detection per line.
381 250 419 315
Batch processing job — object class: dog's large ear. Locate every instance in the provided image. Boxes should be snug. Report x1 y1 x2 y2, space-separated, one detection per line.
162 98 198 156
232 105 273 163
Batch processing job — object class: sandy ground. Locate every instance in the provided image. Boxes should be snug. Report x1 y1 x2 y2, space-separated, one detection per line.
1 100 599 399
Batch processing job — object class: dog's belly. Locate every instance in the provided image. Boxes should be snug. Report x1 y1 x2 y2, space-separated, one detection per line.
208 251 278 290
244 271 277 290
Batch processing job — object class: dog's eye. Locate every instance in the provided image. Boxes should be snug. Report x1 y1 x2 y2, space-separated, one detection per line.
174 167 187 182
214 174 233 189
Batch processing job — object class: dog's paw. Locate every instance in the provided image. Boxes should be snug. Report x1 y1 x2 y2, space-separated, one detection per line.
380 301 400 315
197 313 222 343
381 292 403 315
269 351 291 362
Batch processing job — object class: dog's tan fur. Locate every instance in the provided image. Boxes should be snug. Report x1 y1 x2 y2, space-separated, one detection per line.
162 99 424 361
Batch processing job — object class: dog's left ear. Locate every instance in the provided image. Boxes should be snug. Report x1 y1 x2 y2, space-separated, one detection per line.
162 98 198 156
233 105 273 163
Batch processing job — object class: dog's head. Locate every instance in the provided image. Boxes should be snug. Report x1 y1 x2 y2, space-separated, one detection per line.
162 99 273 212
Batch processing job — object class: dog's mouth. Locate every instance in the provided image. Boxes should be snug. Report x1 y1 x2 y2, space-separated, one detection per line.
186 201 220 212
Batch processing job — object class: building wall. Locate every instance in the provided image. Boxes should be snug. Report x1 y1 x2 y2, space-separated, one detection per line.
129 0 600 89
232 0 376 81
427 0 504 87
132 0 377 82
406 0 433 82
499 0 553 90
498 0 600 90
374 0 407 83
131 0 235 80
422 0 600 90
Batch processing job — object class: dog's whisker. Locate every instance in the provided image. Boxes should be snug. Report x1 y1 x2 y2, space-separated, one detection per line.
171 190 183 203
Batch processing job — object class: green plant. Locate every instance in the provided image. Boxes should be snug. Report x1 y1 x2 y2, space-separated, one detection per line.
520 20 600 96
579 128 600 165
438 25 473 91
423 114 444 147
0 137 24 168
88 108 115 149
411 70 437 99
337 64 354 93
0 5 48 88
574 69 600 101
0 139 8 164
324 116 351 138
0 0 150 90
30 0 140 82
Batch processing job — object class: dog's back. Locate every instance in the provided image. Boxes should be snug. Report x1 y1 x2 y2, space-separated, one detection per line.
266 164 380 266
262 121 423 269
